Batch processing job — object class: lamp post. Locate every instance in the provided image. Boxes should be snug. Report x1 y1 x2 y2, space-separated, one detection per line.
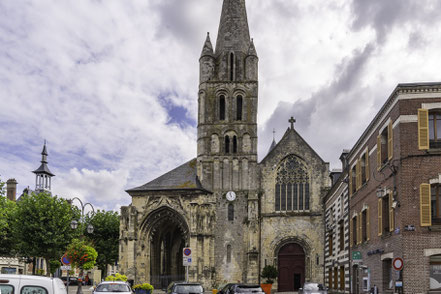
69 197 95 294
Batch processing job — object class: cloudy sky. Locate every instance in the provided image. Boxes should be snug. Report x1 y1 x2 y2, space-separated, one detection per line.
1 0 441 211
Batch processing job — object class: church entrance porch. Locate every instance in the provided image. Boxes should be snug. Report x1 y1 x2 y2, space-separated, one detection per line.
277 243 305 292
143 207 189 289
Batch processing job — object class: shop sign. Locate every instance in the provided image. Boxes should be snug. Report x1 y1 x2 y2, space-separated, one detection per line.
352 251 362 260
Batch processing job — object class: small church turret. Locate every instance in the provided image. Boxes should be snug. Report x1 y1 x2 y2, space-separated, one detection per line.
245 38 258 81
199 33 215 84
32 141 55 194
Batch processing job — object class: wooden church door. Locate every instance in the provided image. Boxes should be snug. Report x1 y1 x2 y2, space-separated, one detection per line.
278 243 305 291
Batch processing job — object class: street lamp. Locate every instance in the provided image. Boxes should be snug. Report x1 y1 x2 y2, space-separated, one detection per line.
68 197 95 294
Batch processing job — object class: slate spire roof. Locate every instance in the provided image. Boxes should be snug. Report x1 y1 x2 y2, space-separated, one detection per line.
127 158 208 193
32 141 55 177
201 32 214 57
215 0 251 55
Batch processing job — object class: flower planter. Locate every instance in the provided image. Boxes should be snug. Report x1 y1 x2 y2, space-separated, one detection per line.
135 289 151 294
260 283 272 294
212 289 218 294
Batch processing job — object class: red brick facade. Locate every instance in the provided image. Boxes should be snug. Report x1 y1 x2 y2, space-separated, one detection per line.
348 83 441 294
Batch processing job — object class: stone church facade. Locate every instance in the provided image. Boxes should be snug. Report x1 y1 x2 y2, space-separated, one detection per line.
119 0 330 291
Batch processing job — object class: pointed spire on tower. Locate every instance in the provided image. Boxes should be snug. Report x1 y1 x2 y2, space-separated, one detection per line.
215 0 251 55
201 32 214 57
33 141 55 193
248 38 258 57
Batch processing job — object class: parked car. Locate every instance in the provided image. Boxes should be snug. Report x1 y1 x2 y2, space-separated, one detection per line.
218 284 265 294
166 282 204 294
93 281 132 294
0 274 67 294
298 282 327 294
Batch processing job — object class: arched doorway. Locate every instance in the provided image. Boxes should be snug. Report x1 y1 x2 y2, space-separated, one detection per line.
278 243 305 291
143 207 189 289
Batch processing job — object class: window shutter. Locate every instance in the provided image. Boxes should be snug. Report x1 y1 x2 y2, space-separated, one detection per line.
377 135 381 170
367 206 370 241
356 161 361 190
389 191 394 232
349 218 353 248
418 109 430 150
388 121 393 160
365 148 370 182
420 183 432 226
378 198 382 236
349 169 353 198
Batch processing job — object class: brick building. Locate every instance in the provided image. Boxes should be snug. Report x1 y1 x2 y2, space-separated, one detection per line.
324 151 350 293
348 83 441 293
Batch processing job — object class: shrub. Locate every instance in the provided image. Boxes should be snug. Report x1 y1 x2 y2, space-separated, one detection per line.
261 265 278 284
105 273 128 282
132 283 154 291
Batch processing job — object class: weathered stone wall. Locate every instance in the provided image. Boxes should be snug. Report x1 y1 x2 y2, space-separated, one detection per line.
259 128 329 289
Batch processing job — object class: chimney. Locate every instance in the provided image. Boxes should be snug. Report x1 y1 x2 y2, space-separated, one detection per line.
339 149 350 170
330 169 342 186
6 178 18 201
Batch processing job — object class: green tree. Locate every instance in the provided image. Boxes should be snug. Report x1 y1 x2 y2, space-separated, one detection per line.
0 188 17 255
65 238 98 270
12 192 80 275
85 210 120 277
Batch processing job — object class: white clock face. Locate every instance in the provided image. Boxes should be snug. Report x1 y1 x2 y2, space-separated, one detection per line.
226 191 236 201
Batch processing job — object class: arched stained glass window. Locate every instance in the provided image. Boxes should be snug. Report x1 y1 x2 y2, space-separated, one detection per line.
275 155 310 212
233 136 237 153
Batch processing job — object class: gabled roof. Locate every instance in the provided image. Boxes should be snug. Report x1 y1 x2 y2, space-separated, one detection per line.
260 127 326 164
126 158 208 193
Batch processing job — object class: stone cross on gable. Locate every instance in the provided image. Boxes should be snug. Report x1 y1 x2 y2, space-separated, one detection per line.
289 117 296 129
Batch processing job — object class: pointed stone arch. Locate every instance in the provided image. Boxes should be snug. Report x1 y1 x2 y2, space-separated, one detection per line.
274 237 312 292
139 206 190 289
275 154 311 212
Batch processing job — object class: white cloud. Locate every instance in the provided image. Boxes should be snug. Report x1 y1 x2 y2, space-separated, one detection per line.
1 0 441 210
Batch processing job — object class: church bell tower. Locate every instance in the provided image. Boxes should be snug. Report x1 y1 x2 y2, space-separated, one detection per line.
197 0 259 193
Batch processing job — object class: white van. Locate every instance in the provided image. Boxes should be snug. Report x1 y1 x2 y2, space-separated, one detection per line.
0 275 67 294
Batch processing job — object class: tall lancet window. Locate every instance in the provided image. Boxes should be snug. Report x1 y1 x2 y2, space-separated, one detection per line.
225 135 230 153
275 155 310 212
233 136 238 153
236 95 243 121
230 52 235 81
228 203 234 221
219 95 226 120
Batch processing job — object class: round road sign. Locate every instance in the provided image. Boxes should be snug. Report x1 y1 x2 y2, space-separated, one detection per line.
393 257 403 271
61 254 71 266
183 248 192 257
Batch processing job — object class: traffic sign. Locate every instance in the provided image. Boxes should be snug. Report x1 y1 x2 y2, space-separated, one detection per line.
183 248 192 257
61 253 71 266
61 265 71 271
393 257 404 271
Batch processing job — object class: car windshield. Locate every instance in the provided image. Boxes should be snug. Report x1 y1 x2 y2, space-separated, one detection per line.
174 285 203 293
236 286 263 293
96 284 130 292
303 283 324 291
